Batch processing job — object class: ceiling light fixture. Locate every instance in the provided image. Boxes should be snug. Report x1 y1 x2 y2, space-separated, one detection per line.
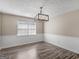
35 6 49 21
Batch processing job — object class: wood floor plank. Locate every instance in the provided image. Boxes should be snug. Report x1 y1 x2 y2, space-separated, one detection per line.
0 42 79 59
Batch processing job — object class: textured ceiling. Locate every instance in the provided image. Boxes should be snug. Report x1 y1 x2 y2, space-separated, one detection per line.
0 0 79 17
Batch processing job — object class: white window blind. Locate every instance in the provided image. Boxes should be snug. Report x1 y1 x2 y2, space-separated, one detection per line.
17 20 36 36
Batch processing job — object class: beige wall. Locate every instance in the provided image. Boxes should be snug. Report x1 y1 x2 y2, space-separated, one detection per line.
1 13 44 35
44 10 79 37
0 13 1 35
0 13 2 36
36 21 44 33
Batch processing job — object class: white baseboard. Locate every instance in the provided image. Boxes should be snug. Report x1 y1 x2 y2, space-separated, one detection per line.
44 34 79 54
0 34 44 49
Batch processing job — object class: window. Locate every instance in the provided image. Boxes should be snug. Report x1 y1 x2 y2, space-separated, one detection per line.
17 20 36 36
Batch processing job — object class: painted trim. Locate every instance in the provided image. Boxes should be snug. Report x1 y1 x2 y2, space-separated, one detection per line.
44 33 79 54
0 34 44 49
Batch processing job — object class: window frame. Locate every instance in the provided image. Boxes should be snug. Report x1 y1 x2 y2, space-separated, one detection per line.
16 20 36 36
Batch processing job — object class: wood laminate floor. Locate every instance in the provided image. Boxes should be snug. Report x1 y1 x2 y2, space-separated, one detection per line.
0 42 79 59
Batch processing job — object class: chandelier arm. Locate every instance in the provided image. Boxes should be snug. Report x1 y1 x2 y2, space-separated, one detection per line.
40 7 43 14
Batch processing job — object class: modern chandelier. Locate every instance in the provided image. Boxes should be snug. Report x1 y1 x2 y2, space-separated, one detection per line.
35 7 49 21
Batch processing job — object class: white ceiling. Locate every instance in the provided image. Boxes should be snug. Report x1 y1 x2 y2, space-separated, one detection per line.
0 0 79 17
